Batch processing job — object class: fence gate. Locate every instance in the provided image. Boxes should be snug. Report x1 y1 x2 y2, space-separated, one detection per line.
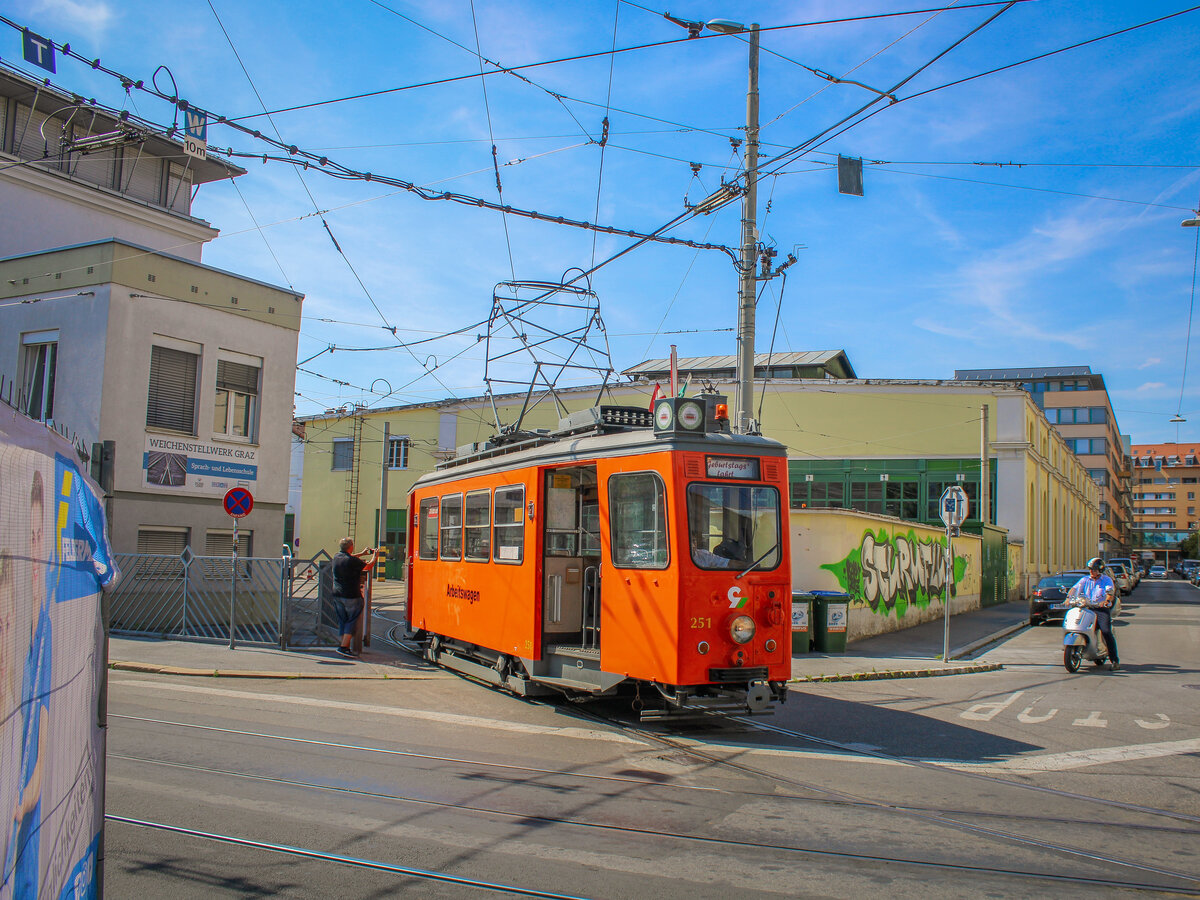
110 548 286 645
282 549 336 647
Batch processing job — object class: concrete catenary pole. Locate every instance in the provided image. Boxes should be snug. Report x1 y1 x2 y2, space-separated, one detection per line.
735 24 760 434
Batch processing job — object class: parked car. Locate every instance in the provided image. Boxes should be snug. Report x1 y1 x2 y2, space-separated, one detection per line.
1107 557 1139 589
1148 565 1167 579
1108 563 1133 596
1029 573 1079 625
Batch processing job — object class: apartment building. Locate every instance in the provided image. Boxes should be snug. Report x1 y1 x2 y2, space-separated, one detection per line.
1130 442 1200 562
0 65 303 555
954 366 1131 557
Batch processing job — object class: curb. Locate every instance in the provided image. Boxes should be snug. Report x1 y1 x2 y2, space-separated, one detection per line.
789 662 1003 684
108 661 435 680
948 620 1028 660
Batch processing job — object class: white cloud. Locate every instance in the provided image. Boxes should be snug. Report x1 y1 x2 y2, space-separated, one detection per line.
30 0 113 31
1139 357 1162 369
1137 382 1167 392
937 208 1126 350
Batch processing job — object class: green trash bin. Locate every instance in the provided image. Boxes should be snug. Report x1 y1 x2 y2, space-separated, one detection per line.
790 592 813 654
810 590 850 653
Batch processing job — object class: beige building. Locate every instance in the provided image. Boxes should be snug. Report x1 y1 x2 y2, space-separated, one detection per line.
0 67 303 556
955 367 1131 557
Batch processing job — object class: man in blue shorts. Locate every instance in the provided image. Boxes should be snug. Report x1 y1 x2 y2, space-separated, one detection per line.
331 538 378 658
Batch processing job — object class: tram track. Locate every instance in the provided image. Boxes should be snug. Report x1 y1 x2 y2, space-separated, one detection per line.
106 814 588 899
108 712 1200 894
560 704 1200 890
109 712 1197 835
106 751 1198 895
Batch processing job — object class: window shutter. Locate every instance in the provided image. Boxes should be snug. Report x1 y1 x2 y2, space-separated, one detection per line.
122 150 163 204
217 360 259 394
13 104 62 165
205 530 251 557
137 529 188 555
166 162 194 214
147 345 198 433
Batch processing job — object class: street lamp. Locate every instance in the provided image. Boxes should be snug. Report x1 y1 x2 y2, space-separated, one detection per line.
666 14 760 433
1182 217 1200 227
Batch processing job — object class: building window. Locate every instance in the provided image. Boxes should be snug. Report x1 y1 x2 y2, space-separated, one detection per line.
331 438 353 471
387 436 409 469
213 359 260 440
136 527 189 555
21 330 58 422
146 345 199 434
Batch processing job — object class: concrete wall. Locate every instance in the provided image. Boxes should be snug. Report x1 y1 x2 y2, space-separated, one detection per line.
101 284 298 554
0 172 214 263
1007 540 1025 602
790 508 982 643
0 284 109 442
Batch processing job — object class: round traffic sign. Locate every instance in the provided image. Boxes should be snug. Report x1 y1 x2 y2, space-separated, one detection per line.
223 487 254 518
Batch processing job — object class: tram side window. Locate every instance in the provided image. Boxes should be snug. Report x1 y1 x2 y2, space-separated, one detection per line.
464 489 491 561
418 498 439 560
494 486 525 564
609 472 668 569
440 494 463 560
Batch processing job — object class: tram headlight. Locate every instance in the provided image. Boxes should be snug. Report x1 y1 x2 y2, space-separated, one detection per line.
730 615 755 644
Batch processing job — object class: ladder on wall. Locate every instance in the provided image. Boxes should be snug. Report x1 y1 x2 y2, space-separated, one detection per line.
344 411 364 539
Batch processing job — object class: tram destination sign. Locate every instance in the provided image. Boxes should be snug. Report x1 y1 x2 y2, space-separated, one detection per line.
706 456 760 480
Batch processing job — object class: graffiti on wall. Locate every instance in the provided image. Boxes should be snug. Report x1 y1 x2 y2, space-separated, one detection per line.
821 528 967 617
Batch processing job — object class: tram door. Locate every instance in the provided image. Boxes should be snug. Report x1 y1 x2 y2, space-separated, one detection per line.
541 466 601 648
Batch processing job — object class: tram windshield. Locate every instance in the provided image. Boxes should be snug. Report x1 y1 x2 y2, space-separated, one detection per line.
687 483 781 571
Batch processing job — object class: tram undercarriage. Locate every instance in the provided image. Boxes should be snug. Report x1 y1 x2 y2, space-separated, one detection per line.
414 630 787 718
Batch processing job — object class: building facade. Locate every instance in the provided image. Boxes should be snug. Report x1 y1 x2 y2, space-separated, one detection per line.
1 66 303 556
954 367 1131 558
1130 442 1200 564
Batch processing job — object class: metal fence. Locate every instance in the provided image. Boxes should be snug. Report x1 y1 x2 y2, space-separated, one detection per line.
110 548 338 648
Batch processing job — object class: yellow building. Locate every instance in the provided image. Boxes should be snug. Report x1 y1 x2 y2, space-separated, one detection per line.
295 359 1098 598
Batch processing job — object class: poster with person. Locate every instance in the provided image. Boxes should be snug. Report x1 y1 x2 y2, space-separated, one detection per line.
1 410 117 900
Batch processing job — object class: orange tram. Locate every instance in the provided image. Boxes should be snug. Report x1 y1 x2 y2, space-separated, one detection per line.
405 395 793 717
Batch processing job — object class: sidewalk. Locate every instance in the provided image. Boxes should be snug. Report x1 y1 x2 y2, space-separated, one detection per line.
109 587 1029 683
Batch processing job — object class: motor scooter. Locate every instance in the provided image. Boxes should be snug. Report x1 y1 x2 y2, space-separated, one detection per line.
1057 593 1111 672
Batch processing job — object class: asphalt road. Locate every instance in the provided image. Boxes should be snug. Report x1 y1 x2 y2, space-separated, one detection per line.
103 579 1200 898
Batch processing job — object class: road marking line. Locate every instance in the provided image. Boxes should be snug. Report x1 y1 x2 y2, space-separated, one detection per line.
1136 714 1170 730
1017 704 1057 723
1072 711 1107 728
944 737 1200 772
110 677 645 745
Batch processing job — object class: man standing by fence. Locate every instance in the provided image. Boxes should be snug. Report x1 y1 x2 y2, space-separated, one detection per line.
331 538 377 659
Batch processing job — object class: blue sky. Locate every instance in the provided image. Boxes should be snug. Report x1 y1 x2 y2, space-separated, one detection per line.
6 0 1200 443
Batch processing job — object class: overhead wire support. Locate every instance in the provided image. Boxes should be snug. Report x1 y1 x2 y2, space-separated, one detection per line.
213 149 738 258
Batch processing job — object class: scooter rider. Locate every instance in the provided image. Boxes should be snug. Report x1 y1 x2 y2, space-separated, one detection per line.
1068 557 1120 671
